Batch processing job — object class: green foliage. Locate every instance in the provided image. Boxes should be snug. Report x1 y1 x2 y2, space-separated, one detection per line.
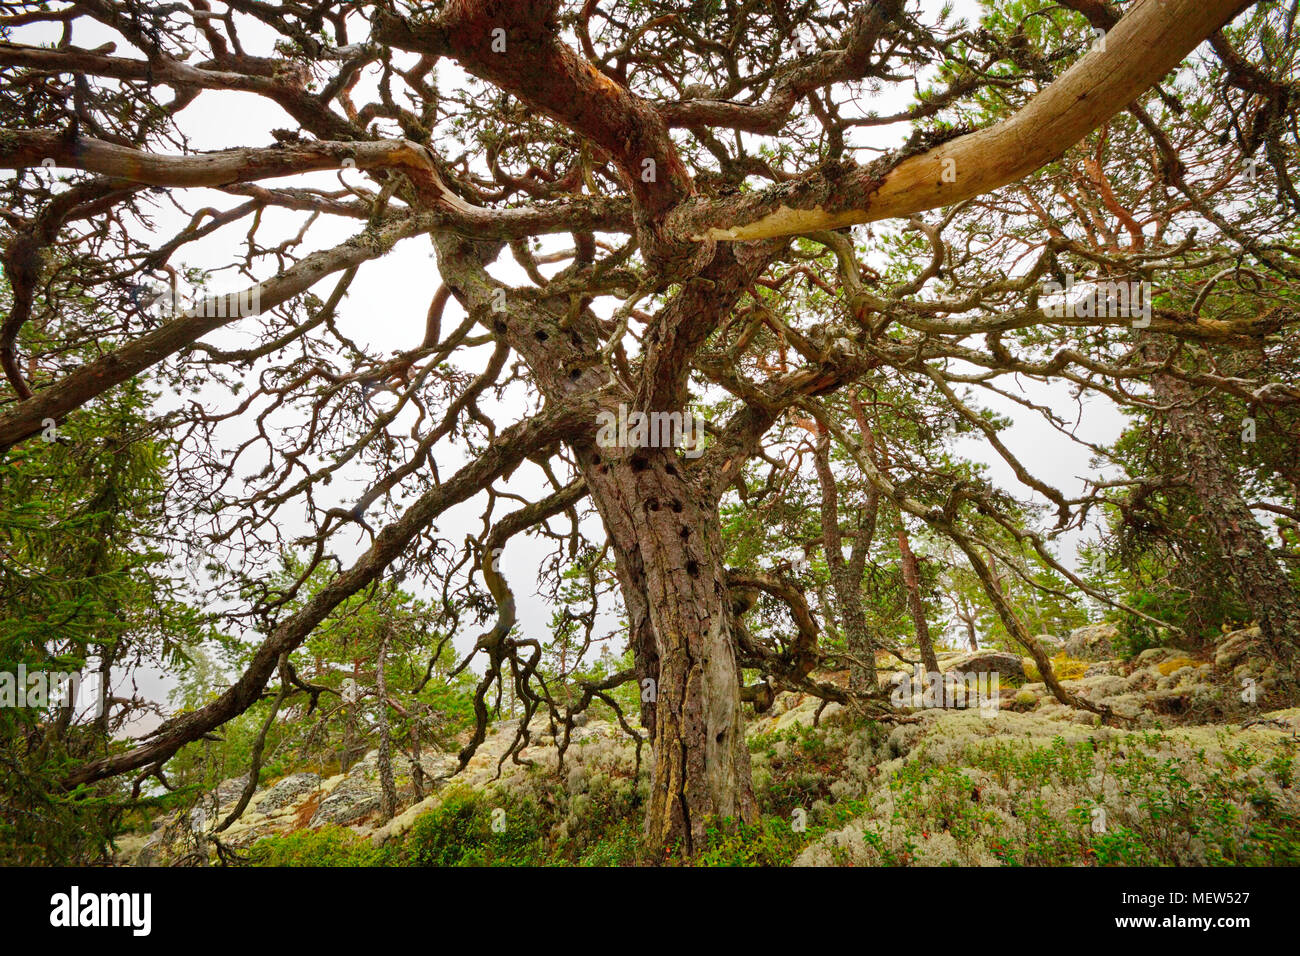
574 819 643 867
399 788 539 866
251 825 381 867
695 815 811 867
166 570 480 798
0 368 201 864
246 715 1300 868
749 721 854 815
253 786 554 867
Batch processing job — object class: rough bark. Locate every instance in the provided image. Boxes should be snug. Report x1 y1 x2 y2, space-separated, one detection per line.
25 0 1265 852
431 233 769 852
373 0 1253 251
1150 367 1300 667
579 444 756 853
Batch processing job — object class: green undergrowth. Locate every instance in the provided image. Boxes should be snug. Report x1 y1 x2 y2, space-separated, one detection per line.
248 718 1300 867
250 781 647 867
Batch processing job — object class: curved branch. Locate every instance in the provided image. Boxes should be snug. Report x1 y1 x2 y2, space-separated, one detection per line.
62 403 590 788
0 215 424 451
671 0 1256 240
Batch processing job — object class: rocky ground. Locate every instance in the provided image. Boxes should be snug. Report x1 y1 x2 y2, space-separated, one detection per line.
119 624 1300 866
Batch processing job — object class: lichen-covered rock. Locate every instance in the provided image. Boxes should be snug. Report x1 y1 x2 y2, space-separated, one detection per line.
1071 674 1129 700
1124 668 1157 693
132 806 214 867
255 772 321 815
749 693 840 735
794 707 1300 867
409 750 459 785
1063 623 1119 661
127 638 1300 868
192 774 248 812
1032 634 1064 654
886 722 925 759
1010 689 1041 711
309 763 382 827
133 828 169 867
939 650 1026 683
1135 647 1184 668
1157 667 1199 691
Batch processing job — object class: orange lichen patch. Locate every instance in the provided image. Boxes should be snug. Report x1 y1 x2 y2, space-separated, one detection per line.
292 790 323 831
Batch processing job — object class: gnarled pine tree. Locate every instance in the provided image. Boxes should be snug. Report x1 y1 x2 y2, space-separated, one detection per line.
1 0 1291 853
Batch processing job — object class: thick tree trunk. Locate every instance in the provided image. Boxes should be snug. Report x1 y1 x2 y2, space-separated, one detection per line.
580 445 756 853
431 236 764 856
1150 368 1300 666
